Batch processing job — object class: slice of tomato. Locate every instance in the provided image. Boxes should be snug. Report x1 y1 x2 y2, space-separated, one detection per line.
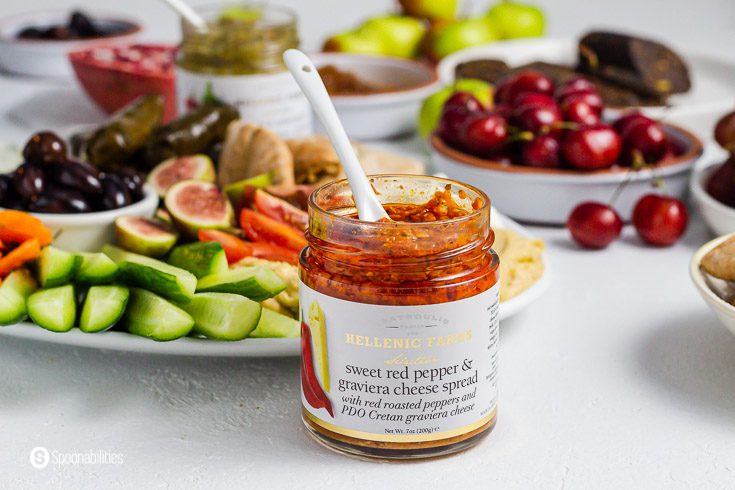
253 189 308 231
198 229 299 265
240 209 307 253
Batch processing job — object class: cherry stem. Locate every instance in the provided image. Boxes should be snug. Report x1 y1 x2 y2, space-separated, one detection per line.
508 130 534 142
552 121 580 131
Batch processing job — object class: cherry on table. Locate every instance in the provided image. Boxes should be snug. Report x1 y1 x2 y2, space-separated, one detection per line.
555 76 596 99
562 98 600 125
567 201 623 249
558 89 603 115
613 112 652 134
632 194 688 246
513 103 562 135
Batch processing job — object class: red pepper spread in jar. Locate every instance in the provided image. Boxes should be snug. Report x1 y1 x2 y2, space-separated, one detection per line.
299 176 499 460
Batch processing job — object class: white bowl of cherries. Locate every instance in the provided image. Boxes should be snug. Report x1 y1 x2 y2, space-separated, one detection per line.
429 71 703 228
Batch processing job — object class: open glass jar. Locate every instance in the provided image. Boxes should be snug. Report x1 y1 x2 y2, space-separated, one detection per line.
176 2 312 137
299 175 500 460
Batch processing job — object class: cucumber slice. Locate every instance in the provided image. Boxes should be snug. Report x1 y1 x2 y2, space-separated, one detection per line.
167 242 228 279
26 285 76 332
37 246 82 288
0 269 38 325
76 253 119 285
249 308 299 338
182 292 261 341
79 285 130 333
121 288 194 341
196 266 285 301
102 245 197 303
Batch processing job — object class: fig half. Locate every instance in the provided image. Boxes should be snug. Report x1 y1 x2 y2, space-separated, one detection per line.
114 216 179 257
147 154 215 197
164 180 234 238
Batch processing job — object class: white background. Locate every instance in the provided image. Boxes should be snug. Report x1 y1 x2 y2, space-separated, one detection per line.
1 0 735 488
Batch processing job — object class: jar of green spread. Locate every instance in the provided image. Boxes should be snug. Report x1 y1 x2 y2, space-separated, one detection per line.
176 3 312 137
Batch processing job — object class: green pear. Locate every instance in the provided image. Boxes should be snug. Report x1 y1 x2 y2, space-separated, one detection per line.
358 15 427 59
399 0 459 21
322 30 390 56
486 1 545 39
430 17 502 60
418 79 493 137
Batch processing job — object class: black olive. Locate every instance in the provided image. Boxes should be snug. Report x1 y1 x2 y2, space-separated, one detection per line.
69 11 98 38
22 131 68 165
99 174 131 210
13 162 46 199
54 159 102 194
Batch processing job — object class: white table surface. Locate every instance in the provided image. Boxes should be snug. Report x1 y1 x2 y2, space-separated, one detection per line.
2 0 735 488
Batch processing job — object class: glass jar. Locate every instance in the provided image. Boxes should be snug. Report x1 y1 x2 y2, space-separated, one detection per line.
299 175 500 460
176 2 312 137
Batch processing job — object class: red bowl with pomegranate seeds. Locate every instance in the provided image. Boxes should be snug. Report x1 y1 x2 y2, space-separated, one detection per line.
69 43 177 122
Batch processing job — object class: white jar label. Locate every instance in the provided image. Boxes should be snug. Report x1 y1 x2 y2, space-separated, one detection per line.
300 281 499 443
176 68 313 138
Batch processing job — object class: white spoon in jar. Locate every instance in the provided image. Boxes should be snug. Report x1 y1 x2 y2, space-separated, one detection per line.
283 49 390 222
160 0 208 32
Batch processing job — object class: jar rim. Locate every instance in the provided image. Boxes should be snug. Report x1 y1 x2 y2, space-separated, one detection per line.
309 174 491 228
192 2 296 28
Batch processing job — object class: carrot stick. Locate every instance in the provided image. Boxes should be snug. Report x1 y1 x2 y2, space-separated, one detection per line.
0 210 52 246
0 238 41 277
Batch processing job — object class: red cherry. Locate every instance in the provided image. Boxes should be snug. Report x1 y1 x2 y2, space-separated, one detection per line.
619 118 668 165
632 194 688 246
461 114 508 156
438 92 483 146
613 112 652 134
558 89 603 115
562 98 600 125
567 201 623 249
513 93 556 110
555 76 596 99
493 103 513 119
495 70 555 105
562 123 621 170
521 134 561 168
513 103 563 135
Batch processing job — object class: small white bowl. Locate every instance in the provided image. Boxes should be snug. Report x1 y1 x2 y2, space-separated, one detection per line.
689 150 735 236
690 232 735 337
17 185 158 252
430 124 703 225
310 52 441 140
0 10 140 78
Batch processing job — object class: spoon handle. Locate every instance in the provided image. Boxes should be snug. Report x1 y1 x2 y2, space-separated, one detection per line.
283 49 389 222
161 0 208 32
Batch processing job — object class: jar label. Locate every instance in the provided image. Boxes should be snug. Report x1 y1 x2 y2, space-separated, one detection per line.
299 281 499 443
176 68 313 138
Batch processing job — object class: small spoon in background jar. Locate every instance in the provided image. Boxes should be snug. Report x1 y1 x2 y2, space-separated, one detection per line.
283 49 391 222
160 0 208 32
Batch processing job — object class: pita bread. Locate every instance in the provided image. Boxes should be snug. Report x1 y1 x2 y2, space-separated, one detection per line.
701 236 735 281
286 136 342 185
218 121 294 187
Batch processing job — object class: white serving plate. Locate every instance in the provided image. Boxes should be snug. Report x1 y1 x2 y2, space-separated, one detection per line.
690 232 735 338
309 52 441 140
0 211 549 357
431 124 703 225
437 37 735 135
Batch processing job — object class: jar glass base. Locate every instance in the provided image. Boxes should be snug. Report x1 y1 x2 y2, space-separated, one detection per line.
302 410 496 461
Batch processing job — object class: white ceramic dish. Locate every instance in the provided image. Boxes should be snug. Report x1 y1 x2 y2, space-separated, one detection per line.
0 211 549 357
0 10 140 78
310 52 440 140
431 124 703 225
1 185 159 252
689 145 734 236
437 38 735 135
690 232 735 338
